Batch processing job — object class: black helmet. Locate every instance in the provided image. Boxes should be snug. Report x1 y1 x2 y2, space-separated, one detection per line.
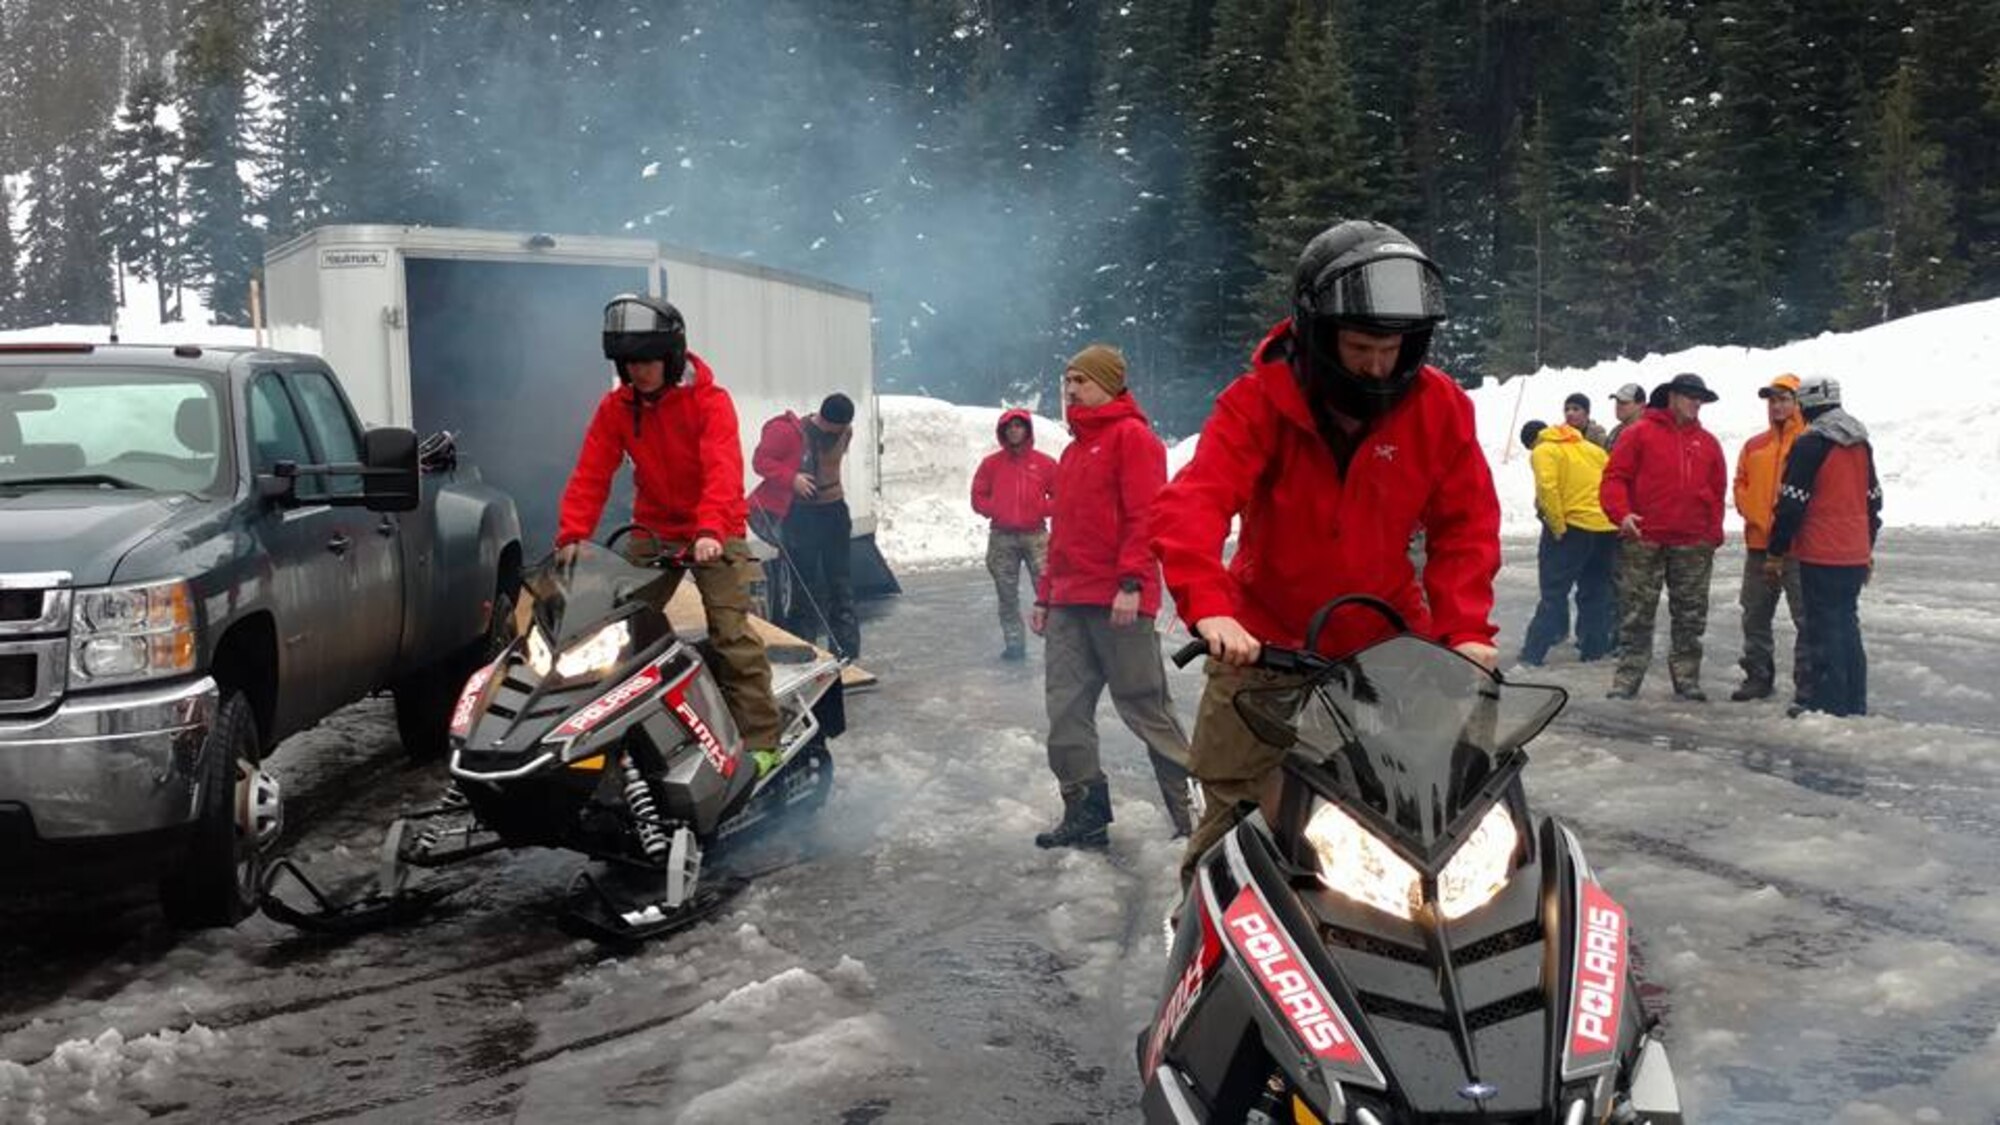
602 294 687 384
1291 220 1446 420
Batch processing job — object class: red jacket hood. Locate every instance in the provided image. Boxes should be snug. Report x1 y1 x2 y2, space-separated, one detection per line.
613 351 717 406
995 407 1039 450
1066 392 1151 437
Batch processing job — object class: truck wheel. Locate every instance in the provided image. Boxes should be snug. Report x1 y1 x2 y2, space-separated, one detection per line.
159 692 264 928
395 588 514 761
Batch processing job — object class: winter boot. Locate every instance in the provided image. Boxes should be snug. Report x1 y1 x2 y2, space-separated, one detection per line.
1729 678 1773 702
751 748 784 778
1000 640 1027 662
1035 781 1112 849
1674 685 1708 703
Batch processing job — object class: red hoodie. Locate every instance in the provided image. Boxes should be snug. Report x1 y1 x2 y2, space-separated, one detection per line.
970 408 1059 533
1150 322 1501 656
746 410 804 519
1036 394 1167 615
557 352 748 545
1598 407 1726 547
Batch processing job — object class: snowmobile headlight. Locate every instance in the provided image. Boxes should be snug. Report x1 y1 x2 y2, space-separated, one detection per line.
1303 801 1422 920
525 627 555 678
1436 804 1519 920
1302 800 1520 923
555 619 631 679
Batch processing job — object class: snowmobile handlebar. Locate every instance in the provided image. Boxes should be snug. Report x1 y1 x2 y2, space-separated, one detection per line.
1170 594 1410 674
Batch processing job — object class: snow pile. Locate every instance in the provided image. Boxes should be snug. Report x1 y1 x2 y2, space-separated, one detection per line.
0 1024 227 1125
1470 298 2000 532
874 395 1069 569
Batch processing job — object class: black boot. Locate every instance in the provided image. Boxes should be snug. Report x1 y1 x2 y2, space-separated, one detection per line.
1729 678 1773 702
1000 640 1027 662
1035 781 1112 849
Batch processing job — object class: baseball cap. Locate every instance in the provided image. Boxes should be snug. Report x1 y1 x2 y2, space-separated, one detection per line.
1758 373 1802 400
1610 383 1645 404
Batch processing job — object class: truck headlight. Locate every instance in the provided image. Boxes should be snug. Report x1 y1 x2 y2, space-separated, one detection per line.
69 578 199 686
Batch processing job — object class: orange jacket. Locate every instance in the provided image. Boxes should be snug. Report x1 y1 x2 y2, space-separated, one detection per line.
1733 414 1805 550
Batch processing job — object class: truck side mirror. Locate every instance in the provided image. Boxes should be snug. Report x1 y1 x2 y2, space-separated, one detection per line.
362 427 420 513
256 461 299 504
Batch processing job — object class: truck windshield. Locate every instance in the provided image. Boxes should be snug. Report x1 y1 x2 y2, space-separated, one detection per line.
0 368 228 495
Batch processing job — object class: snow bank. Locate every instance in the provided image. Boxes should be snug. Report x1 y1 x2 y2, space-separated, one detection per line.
875 395 1069 569
0 1024 227 1125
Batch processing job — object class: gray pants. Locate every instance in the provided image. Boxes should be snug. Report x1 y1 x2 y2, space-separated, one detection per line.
1740 548 1808 697
987 529 1047 650
1043 605 1193 819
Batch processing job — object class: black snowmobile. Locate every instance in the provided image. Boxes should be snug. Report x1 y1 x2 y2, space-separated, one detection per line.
1138 597 1683 1124
263 531 845 941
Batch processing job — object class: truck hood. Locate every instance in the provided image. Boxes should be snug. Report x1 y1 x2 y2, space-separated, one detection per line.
0 490 213 585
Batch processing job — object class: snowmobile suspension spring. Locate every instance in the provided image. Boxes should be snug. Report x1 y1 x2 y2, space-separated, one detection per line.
621 756 671 862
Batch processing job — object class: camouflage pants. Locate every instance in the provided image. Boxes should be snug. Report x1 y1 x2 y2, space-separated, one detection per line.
986 529 1047 650
1613 543 1715 694
1739 548 1808 698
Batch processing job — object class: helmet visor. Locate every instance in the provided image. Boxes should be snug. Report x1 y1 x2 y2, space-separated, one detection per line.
603 298 673 334
1305 256 1446 327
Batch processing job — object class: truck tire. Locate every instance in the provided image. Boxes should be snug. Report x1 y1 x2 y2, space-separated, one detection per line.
395 588 514 761
159 692 263 929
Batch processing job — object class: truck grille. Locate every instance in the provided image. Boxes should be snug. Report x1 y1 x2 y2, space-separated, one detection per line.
0 574 71 637
0 654 31 700
0 590 38 623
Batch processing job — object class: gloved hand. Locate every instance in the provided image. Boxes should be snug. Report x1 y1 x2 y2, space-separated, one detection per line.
1762 554 1785 585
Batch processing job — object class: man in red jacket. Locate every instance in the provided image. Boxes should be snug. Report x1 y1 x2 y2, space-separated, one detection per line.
1767 376 1882 717
1598 372 1727 701
1150 220 1501 883
557 295 783 773
972 408 1058 661
745 408 804 625
1030 345 1193 849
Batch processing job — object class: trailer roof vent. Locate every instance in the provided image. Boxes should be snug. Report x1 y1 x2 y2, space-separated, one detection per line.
525 232 557 250
173 344 203 359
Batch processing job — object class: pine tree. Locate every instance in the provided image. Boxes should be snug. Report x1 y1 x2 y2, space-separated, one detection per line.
0 179 21 329
179 0 262 325
1835 60 1966 327
105 66 187 323
12 0 121 326
1246 0 1371 328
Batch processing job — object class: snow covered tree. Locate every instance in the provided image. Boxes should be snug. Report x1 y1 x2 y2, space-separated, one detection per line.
0 179 21 329
105 66 187 323
1835 60 1966 327
179 0 262 325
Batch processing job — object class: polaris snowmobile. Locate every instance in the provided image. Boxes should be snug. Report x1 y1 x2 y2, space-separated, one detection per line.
1139 596 1683 1124
262 531 844 942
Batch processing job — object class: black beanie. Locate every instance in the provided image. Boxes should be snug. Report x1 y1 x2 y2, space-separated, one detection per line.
1520 420 1546 449
820 393 855 425
1564 392 1591 413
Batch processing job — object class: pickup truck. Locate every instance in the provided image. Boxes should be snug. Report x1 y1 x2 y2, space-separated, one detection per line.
0 343 521 927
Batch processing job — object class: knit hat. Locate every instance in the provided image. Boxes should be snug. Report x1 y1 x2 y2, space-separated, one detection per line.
819 393 855 425
1758 373 1801 400
1066 344 1127 397
1520 420 1547 449
1564 392 1591 413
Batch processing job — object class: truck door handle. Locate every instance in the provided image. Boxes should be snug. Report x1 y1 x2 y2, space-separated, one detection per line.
326 533 352 557
375 518 396 538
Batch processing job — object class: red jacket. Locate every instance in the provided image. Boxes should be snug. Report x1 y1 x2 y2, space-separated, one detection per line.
557 352 748 545
1151 322 1501 656
1036 393 1167 615
1598 408 1727 547
747 410 804 519
971 408 1059 533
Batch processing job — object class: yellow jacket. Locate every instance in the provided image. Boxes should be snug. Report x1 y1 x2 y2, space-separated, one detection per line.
1733 414 1805 549
1530 424 1614 537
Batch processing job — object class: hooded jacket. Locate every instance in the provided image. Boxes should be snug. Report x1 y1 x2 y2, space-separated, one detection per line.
1769 407 1881 566
747 410 804 519
1150 321 1501 657
557 352 748 545
1733 411 1805 550
971 408 1059 533
1598 407 1726 547
1037 393 1167 614
1530 424 1615 538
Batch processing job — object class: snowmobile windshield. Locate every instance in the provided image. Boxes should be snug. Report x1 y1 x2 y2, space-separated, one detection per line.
524 541 675 650
1234 636 1564 858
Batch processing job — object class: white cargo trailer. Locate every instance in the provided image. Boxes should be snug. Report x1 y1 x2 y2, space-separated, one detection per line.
262 225 891 590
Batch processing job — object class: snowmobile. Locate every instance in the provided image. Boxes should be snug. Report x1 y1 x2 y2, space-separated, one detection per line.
262 530 845 941
1138 596 1683 1124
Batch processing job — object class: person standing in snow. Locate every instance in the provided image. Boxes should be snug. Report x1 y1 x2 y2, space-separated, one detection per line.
1599 372 1727 701
557 295 784 775
1767 376 1882 717
779 394 862 660
1031 344 1194 849
1150 220 1501 884
1730 373 1810 704
746 407 805 624
1607 383 1646 449
972 409 1058 662
1564 392 1612 451
1517 419 1617 666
